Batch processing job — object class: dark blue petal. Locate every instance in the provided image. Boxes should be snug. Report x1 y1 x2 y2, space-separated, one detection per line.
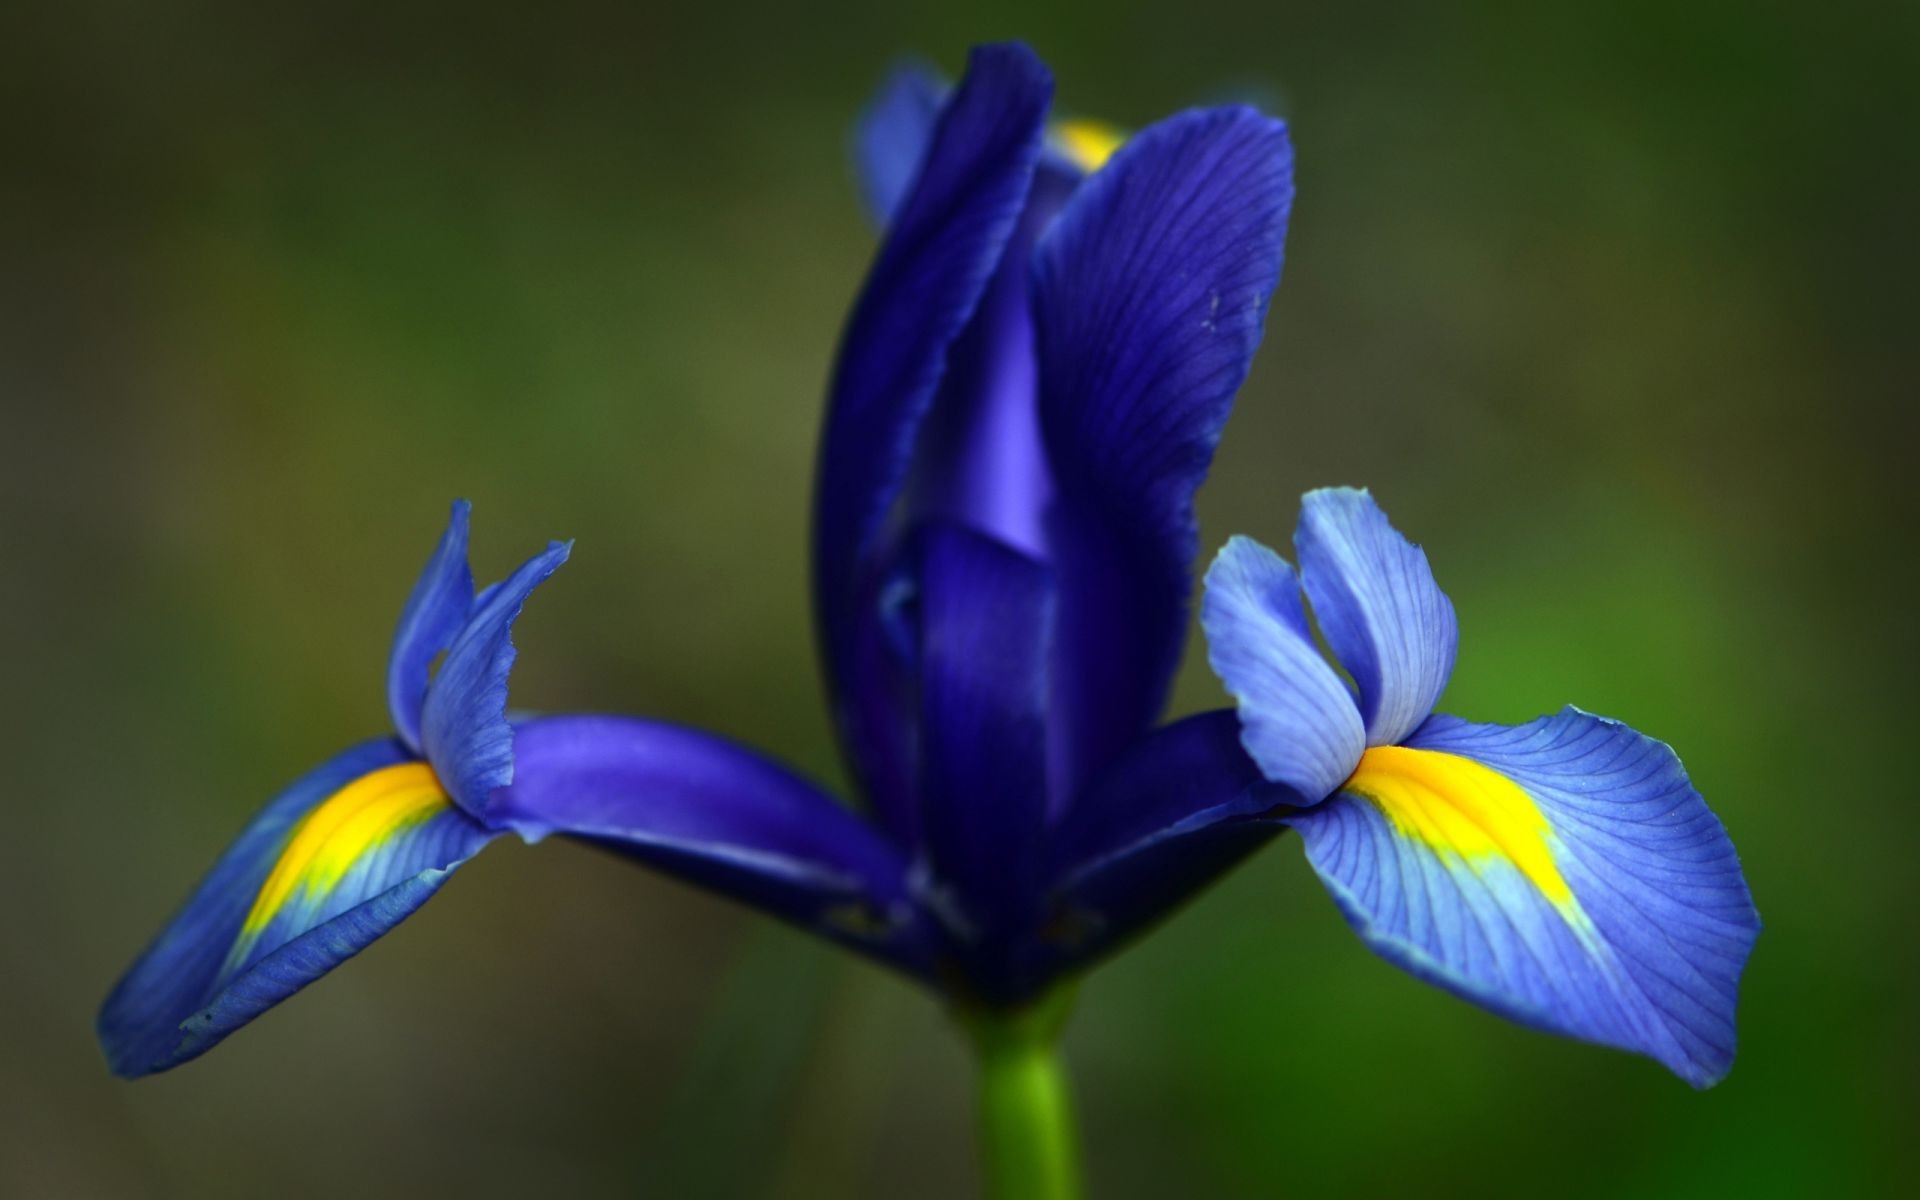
1200 535 1366 801
1296 488 1457 746
1287 708 1760 1088
99 741 496 1077
421 540 570 818
853 59 948 226
491 715 937 977
814 43 1052 822
1042 710 1280 979
907 167 1068 563
833 561 924 846
916 524 1054 952
386 500 476 753
1034 105 1295 795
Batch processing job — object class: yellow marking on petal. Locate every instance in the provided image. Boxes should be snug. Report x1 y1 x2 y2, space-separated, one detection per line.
224 762 451 973
1053 118 1127 172
1341 745 1574 906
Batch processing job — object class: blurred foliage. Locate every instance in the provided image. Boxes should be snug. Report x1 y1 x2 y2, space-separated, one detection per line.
3 0 1914 1195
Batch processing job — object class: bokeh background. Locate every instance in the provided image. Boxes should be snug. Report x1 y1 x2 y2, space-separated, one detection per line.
5 1 1915 1195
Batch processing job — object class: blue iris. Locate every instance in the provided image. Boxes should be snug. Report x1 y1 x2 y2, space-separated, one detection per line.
101 41 1755 1096
99 504 924 1077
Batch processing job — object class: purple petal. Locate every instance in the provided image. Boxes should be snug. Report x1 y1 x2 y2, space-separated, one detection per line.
852 59 948 226
813 42 1052 827
1200 535 1366 802
1295 488 1457 746
98 741 496 1077
916 524 1054 956
420 539 570 818
492 715 937 977
1034 104 1295 797
1287 708 1759 1088
385 501 476 752
1042 710 1280 980
908 163 1079 563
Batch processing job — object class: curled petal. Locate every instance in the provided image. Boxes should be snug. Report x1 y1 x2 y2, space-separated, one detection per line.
1200 535 1366 802
1034 104 1295 792
99 741 495 1077
492 716 938 977
814 42 1052 820
1286 708 1760 1087
421 539 571 818
1296 488 1457 746
386 501 476 752
815 41 1050 643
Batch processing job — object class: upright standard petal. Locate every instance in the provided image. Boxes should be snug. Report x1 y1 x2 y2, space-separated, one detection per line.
1034 105 1294 794
853 60 948 226
908 163 1068 563
421 540 571 818
1295 488 1457 746
814 42 1051 831
386 501 476 752
1286 708 1759 1087
816 41 1050 653
1042 710 1280 981
814 42 1051 639
491 716 938 977
916 524 1055 958
99 741 496 1077
1200 536 1366 802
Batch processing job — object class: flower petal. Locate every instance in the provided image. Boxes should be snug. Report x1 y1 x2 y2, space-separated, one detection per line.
98 741 496 1077
1042 710 1280 979
1296 488 1457 746
491 716 937 977
1286 708 1760 1087
1200 535 1366 802
908 164 1071 564
1034 104 1295 793
420 539 570 818
385 501 476 753
852 59 948 226
814 43 1052 802
916 524 1054 955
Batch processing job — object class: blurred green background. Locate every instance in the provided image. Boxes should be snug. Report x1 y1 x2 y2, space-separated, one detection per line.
5 0 1914 1195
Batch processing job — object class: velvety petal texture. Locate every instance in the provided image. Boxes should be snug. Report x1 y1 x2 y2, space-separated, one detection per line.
916 524 1055 952
386 500 476 752
909 162 1062 563
814 42 1050 666
421 539 571 818
1044 711 1279 976
1286 709 1758 1086
99 741 495 1077
1296 488 1457 746
854 60 947 226
490 716 937 976
1035 105 1295 789
814 43 1052 829
1201 535 1366 801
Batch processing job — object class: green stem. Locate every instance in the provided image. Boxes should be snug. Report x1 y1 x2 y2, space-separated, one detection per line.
962 989 1083 1200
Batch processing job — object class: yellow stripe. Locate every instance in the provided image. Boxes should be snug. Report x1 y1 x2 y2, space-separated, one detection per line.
1340 745 1574 905
1053 119 1126 172
224 762 451 972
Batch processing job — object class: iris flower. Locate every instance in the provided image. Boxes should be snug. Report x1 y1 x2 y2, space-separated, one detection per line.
1198 489 1760 1089
99 503 931 1077
813 41 1300 1006
101 38 1756 1200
